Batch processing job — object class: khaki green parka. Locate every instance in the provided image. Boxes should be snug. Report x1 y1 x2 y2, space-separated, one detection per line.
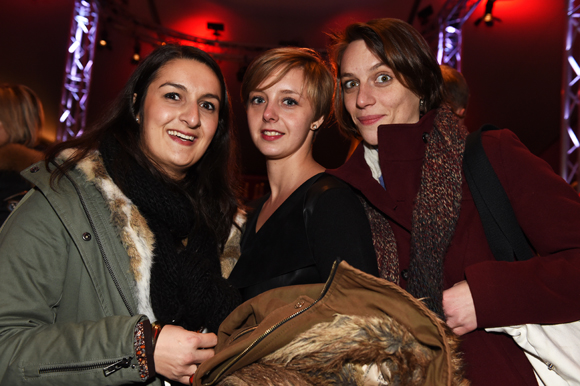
0 158 162 385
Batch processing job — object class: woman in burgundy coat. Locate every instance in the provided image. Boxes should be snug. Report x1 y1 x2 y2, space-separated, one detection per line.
327 18 580 385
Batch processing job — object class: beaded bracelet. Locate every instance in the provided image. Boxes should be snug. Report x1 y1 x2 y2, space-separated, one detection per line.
151 321 164 351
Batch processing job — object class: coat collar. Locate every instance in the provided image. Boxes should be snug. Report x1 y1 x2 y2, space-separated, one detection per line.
327 111 437 232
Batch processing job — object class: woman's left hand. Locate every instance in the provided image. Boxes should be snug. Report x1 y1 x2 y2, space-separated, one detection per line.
442 280 477 336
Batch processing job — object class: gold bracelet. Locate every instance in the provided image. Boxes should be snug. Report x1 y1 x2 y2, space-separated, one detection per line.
151 321 164 351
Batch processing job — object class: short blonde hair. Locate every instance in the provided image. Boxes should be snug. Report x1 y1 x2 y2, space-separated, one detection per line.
0 84 44 146
241 47 334 129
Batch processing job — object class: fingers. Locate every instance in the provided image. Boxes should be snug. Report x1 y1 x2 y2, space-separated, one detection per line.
195 331 217 349
192 348 215 363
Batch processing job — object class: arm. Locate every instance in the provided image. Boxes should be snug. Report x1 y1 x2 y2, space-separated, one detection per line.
465 129 580 327
0 190 153 385
307 184 379 280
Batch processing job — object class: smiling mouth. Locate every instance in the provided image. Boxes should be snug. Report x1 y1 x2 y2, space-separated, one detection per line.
357 115 384 125
168 130 195 142
262 130 283 136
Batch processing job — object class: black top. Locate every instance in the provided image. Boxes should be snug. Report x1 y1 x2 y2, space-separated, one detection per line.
228 172 378 301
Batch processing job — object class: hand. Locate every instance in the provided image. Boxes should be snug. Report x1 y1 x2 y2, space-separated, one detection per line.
442 280 477 336
153 324 217 384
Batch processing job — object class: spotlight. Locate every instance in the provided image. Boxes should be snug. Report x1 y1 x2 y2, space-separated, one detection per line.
474 0 501 27
207 22 224 38
98 28 111 50
131 40 141 64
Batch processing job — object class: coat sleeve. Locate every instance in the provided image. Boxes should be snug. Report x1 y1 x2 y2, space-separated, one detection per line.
465 129 580 327
307 185 380 280
0 189 154 385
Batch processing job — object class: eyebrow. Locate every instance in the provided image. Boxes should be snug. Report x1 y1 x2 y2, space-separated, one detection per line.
340 62 387 78
280 89 301 96
159 82 221 103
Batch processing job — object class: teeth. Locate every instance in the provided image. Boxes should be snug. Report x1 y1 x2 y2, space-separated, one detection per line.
168 130 195 141
263 131 282 136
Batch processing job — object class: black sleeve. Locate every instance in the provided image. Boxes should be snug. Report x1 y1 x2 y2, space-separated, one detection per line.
306 186 379 280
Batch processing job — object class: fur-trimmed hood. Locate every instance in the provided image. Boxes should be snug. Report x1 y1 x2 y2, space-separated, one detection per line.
196 261 468 386
218 313 468 386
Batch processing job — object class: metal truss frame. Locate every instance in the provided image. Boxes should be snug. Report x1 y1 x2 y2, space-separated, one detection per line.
561 0 580 186
437 0 482 70
57 0 99 141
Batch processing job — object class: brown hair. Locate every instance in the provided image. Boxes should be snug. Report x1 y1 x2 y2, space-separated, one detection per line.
440 65 469 118
0 84 44 146
241 47 334 130
329 18 445 139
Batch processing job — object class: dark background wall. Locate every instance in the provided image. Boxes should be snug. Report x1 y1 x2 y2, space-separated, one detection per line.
0 0 567 176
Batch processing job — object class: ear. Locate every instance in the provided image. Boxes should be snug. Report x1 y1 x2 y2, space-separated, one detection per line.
311 115 325 131
133 93 137 104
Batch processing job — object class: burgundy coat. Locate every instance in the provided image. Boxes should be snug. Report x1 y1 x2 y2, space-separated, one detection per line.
328 110 580 385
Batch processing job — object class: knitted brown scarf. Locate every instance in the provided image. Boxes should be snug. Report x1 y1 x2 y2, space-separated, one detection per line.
361 108 467 316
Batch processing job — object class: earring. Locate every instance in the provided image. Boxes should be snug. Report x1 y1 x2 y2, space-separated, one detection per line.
311 124 318 131
419 99 425 118
136 116 140 123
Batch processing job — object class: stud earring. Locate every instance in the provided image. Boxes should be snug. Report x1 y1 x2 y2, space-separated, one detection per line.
419 99 425 118
136 116 140 123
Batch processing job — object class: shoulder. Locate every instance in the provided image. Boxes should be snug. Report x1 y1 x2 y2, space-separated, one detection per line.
305 173 358 212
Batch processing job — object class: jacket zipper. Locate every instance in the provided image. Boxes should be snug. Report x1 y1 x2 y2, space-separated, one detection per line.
38 356 132 377
63 168 135 316
202 260 340 385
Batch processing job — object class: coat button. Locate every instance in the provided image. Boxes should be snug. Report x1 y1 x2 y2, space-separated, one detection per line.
401 269 409 281
422 132 429 143
82 232 92 241
30 166 40 173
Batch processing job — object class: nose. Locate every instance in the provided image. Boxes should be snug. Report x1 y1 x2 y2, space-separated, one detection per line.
262 102 278 122
180 102 201 128
356 82 375 109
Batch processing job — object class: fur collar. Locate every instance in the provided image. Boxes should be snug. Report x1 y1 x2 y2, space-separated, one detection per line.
59 149 244 322
218 313 467 386
68 150 157 321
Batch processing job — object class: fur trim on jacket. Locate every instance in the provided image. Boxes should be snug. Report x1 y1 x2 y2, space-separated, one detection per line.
62 150 242 322
218 313 468 386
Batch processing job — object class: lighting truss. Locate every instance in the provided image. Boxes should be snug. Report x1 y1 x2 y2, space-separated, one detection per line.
561 0 580 186
57 0 99 141
437 0 482 70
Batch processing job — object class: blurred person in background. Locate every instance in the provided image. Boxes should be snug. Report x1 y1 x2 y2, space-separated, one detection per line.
0 84 46 224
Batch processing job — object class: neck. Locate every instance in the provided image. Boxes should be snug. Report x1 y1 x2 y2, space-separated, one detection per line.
266 155 324 204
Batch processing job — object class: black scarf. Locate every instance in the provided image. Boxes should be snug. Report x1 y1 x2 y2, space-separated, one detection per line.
100 134 241 333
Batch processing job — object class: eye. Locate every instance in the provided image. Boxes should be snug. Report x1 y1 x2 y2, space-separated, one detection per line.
342 79 359 90
250 95 265 105
200 101 216 112
282 98 298 106
164 92 181 101
375 74 392 84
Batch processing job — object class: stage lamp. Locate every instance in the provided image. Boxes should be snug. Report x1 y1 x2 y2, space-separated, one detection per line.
208 22 224 38
475 0 501 27
98 29 110 49
131 40 141 64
